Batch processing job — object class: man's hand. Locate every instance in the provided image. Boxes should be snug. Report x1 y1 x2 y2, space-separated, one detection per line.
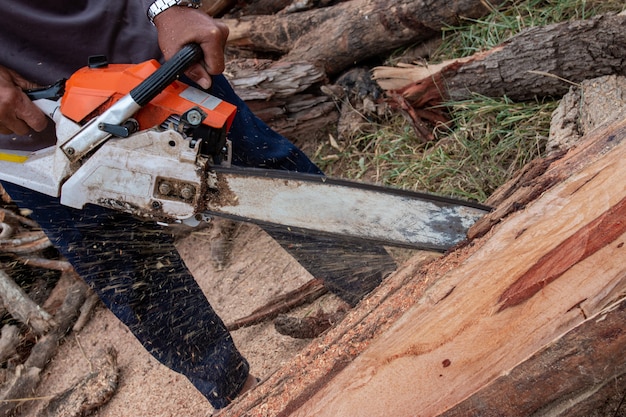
0 66 48 135
153 7 229 89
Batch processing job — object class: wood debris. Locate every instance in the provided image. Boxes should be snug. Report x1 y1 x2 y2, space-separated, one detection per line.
0 198 114 417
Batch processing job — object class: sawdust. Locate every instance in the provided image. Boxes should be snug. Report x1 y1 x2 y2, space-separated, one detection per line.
204 172 240 210
18 222 341 417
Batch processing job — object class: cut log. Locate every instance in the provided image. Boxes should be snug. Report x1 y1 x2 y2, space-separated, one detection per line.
232 0 292 16
224 0 507 75
547 74 626 155
374 14 626 107
222 115 626 415
225 59 326 101
222 58 337 141
439 298 626 417
201 0 236 17
248 94 338 143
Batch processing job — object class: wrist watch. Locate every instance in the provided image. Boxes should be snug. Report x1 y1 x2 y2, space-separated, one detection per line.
147 0 203 23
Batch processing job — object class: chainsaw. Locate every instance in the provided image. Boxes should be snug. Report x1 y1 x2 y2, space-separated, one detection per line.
0 44 490 251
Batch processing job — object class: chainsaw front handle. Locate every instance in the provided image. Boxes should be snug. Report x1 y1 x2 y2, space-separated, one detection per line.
131 43 203 106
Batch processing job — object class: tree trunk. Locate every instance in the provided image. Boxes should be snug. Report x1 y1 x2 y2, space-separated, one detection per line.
225 0 507 75
221 107 626 416
439 298 626 417
223 58 337 142
375 13 626 106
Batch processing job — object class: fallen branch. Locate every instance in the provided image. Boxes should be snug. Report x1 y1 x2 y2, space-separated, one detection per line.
40 348 119 417
0 270 54 336
226 278 328 331
14 256 73 272
0 231 51 255
72 290 100 333
224 0 506 75
0 276 89 417
0 208 41 230
0 325 20 365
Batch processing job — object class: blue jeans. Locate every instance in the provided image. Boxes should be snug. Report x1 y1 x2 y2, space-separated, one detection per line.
1 75 395 409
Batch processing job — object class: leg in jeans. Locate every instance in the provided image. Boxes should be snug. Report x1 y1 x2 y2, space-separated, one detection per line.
210 75 397 305
0 183 248 410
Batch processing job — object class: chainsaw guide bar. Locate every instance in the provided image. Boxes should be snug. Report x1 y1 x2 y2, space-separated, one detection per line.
202 167 491 251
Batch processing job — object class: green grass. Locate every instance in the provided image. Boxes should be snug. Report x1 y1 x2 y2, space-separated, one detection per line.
313 0 625 203
434 0 625 60
315 97 557 202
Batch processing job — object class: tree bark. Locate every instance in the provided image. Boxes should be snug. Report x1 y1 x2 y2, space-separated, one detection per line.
225 58 326 100
225 0 507 75
375 14 626 106
223 58 338 142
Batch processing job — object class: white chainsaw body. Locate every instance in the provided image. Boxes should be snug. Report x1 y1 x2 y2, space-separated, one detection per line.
0 96 223 222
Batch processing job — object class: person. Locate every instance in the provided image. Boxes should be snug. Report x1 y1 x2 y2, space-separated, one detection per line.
0 1 397 410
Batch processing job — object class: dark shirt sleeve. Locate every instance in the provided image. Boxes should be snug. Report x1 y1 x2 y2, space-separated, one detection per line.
0 1 161 85
0 1 162 151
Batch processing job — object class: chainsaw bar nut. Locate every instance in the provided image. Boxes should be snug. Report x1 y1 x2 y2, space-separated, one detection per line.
180 184 196 200
158 181 173 195
182 107 207 127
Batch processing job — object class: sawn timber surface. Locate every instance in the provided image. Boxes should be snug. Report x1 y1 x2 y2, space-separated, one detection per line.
224 119 626 416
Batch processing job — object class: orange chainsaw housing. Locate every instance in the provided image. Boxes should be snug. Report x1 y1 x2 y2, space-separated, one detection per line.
60 59 236 132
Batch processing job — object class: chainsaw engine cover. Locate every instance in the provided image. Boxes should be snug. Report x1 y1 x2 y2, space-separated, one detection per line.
60 59 236 133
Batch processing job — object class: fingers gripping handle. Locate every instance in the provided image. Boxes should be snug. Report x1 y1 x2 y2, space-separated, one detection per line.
130 43 203 106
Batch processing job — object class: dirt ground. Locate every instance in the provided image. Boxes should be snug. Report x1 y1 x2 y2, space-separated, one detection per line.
18 221 349 417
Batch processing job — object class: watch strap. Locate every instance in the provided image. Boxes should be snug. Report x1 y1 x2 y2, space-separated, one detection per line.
147 0 203 24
